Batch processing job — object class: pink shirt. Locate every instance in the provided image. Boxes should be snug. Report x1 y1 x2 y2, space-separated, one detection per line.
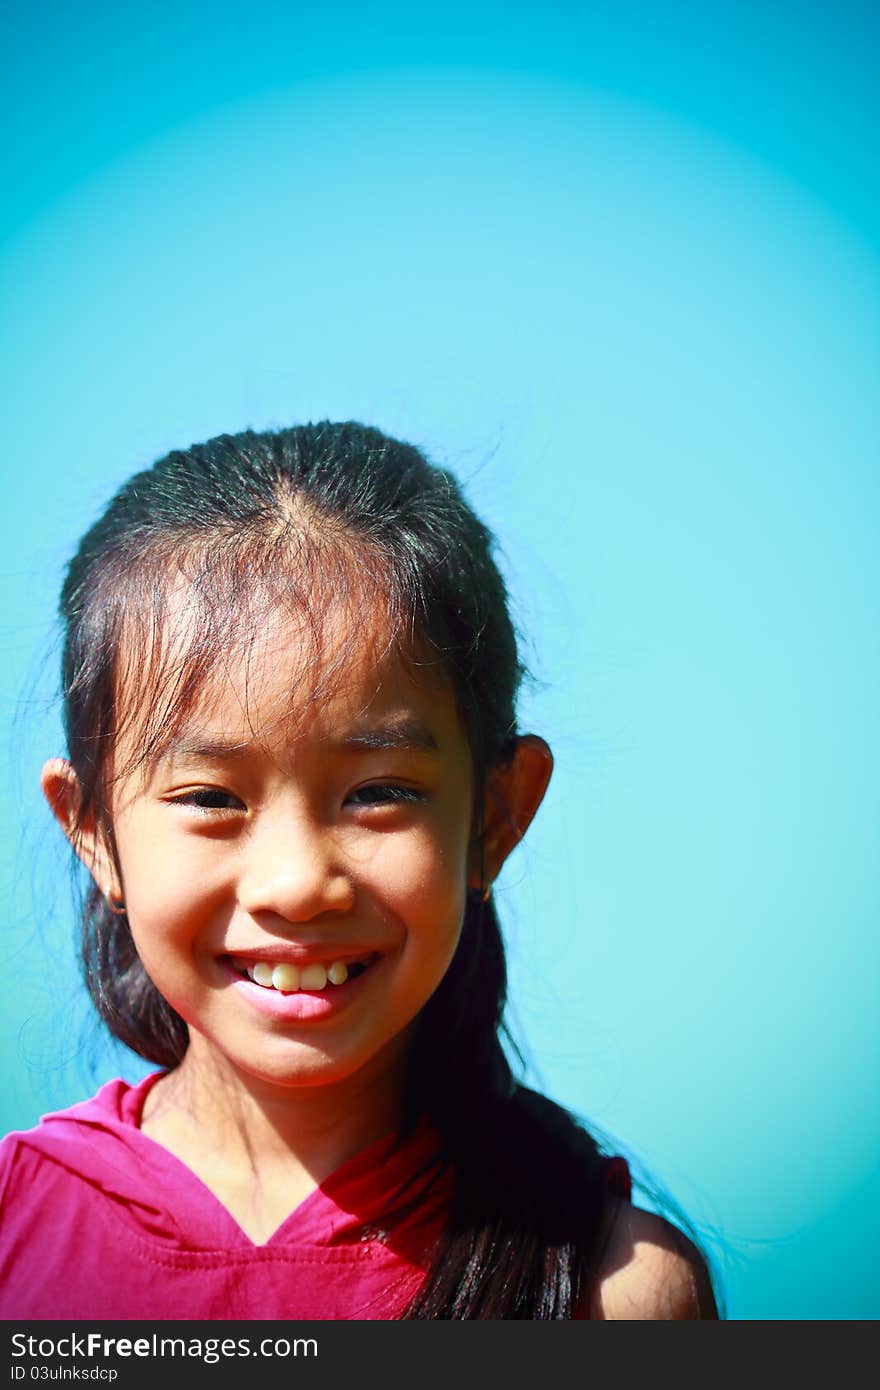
0 1072 452 1320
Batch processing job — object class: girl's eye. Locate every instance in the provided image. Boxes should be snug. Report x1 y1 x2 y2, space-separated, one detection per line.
347 783 425 807
173 789 245 812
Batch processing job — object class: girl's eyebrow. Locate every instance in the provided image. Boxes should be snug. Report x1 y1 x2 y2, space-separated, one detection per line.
154 718 440 768
339 718 440 754
152 736 252 769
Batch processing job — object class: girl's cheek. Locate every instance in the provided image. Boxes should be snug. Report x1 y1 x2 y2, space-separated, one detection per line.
372 831 469 898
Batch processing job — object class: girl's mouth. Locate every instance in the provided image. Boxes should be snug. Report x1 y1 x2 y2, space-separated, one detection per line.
228 955 376 994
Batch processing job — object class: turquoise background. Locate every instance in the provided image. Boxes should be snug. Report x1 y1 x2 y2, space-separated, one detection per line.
1 2 877 1319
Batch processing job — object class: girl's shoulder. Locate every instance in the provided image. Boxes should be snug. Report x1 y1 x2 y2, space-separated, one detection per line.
591 1199 718 1320
0 1073 162 1177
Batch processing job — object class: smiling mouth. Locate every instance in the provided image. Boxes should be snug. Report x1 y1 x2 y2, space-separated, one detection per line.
228 955 376 993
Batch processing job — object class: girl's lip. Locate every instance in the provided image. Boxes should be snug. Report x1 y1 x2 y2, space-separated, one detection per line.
221 948 380 968
218 954 381 1023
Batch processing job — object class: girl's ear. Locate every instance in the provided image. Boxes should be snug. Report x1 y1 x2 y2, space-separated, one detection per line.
40 758 120 899
468 735 554 891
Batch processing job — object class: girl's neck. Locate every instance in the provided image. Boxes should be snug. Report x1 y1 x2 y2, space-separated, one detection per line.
140 1036 410 1190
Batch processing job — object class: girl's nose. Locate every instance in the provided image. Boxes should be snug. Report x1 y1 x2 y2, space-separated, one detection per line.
237 814 356 922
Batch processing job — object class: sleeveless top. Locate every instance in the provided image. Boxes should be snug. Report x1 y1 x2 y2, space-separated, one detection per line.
0 1072 630 1319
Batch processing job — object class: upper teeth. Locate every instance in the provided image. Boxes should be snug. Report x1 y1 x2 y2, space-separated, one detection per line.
245 960 360 991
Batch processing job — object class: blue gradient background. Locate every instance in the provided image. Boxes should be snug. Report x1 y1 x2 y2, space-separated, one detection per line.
1 2 877 1320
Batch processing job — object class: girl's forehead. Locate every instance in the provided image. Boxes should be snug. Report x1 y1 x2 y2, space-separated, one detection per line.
115 588 460 768
196 618 448 735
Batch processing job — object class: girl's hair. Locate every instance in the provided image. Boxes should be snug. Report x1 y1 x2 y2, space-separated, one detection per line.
58 422 622 1317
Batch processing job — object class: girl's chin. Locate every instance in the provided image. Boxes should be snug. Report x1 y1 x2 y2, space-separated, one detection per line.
183 1026 409 1096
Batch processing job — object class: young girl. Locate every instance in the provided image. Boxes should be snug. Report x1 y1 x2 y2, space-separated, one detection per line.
0 422 717 1319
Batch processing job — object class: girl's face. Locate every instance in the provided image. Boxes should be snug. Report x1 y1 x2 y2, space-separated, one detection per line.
99 602 479 1097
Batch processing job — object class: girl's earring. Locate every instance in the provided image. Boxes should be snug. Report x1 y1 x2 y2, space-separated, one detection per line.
467 877 493 905
106 893 127 917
